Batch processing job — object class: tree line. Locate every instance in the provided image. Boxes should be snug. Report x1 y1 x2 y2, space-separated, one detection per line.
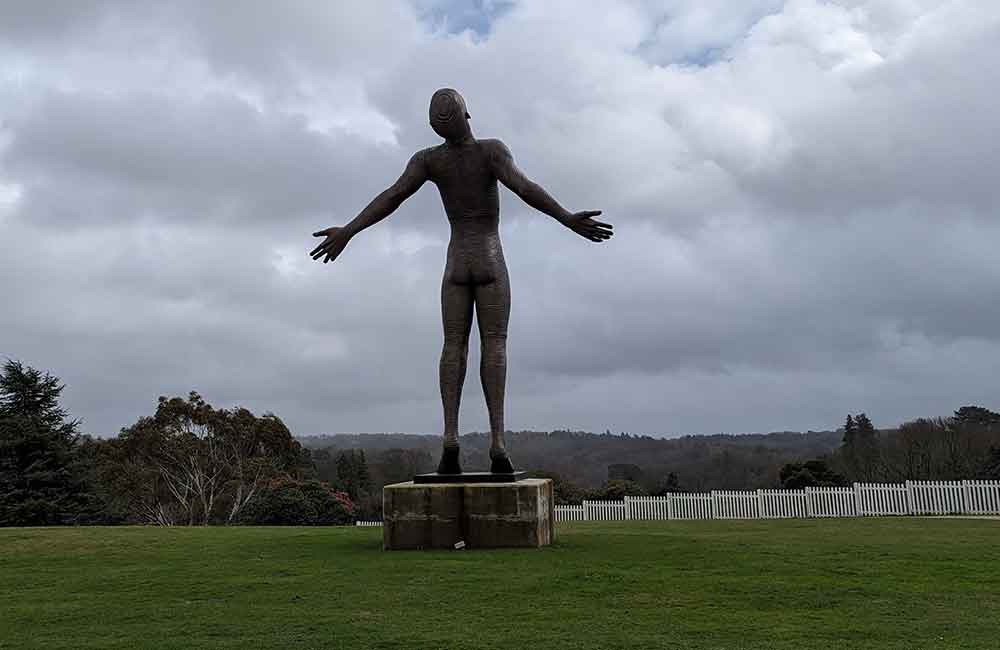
302 428 848 505
836 408 1000 483
304 410 1000 507
0 361 367 526
4 358 999 522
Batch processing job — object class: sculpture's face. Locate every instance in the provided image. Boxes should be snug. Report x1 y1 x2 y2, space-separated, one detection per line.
429 88 472 141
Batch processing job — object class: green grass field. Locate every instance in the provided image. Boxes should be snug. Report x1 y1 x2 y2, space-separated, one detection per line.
1 519 998 649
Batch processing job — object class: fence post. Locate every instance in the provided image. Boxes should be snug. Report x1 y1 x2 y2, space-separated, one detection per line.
962 480 971 515
904 480 914 515
805 487 814 517
710 491 718 519
624 496 632 520
853 483 863 516
582 500 590 521
667 493 675 520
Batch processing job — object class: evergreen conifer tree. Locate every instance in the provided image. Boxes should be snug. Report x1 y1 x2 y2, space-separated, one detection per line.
0 360 92 525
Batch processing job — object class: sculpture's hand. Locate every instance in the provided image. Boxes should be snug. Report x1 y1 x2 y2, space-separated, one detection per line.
310 226 352 263
561 210 613 243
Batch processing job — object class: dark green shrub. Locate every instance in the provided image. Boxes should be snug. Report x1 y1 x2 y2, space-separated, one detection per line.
241 477 354 525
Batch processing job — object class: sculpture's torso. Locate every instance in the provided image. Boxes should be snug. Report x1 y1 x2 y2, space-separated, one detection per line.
423 139 507 286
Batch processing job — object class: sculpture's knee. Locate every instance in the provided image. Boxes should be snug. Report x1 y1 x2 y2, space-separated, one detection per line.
480 333 507 364
441 335 469 363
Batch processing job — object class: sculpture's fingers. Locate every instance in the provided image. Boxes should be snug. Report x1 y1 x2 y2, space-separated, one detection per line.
582 218 611 232
313 247 334 261
322 242 346 262
582 210 602 217
310 244 328 257
310 238 332 255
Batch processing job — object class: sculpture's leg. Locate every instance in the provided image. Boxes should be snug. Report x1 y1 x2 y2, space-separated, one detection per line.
438 278 473 474
474 273 513 473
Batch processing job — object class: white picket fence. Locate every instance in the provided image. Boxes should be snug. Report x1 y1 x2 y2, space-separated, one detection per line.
759 489 808 518
856 483 909 516
555 504 586 521
556 480 1000 523
966 479 1000 514
355 520 382 527
907 480 965 515
808 487 857 517
583 500 628 521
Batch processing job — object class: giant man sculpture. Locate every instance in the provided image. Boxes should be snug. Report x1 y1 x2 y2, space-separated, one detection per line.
310 89 613 474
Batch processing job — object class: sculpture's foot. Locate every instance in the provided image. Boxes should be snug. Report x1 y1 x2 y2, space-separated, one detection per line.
489 447 515 474
436 444 462 475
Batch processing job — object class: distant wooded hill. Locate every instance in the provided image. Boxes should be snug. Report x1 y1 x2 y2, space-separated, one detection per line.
297 429 843 492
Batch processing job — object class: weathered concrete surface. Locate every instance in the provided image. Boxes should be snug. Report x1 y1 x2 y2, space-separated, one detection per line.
383 478 554 550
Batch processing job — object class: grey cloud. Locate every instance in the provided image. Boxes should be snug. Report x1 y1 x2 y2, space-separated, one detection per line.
4 89 409 228
0 1 115 45
2 0 999 439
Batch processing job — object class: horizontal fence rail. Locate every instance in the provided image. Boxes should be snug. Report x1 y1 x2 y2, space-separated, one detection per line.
554 480 1000 523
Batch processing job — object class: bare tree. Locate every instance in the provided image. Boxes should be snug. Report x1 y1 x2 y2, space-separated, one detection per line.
109 393 307 525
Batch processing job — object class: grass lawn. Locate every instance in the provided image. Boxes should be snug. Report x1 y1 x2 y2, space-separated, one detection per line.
1 519 998 649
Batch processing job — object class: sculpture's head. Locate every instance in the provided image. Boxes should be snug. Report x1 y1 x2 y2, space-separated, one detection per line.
429 88 472 141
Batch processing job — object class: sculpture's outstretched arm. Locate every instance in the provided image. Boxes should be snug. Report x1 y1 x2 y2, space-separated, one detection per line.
488 139 612 243
310 152 428 263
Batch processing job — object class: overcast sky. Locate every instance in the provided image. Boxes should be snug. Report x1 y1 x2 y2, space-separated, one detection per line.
2 1 999 438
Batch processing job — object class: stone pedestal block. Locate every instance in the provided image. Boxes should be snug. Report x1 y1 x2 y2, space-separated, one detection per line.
382 478 554 550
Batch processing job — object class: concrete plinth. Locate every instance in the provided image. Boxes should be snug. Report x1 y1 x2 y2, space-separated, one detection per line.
382 478 554 550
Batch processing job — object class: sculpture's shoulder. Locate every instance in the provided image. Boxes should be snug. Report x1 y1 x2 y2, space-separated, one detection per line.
417 144 448 174
476 139 514 175
478 138 511 159
409 145 439 165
